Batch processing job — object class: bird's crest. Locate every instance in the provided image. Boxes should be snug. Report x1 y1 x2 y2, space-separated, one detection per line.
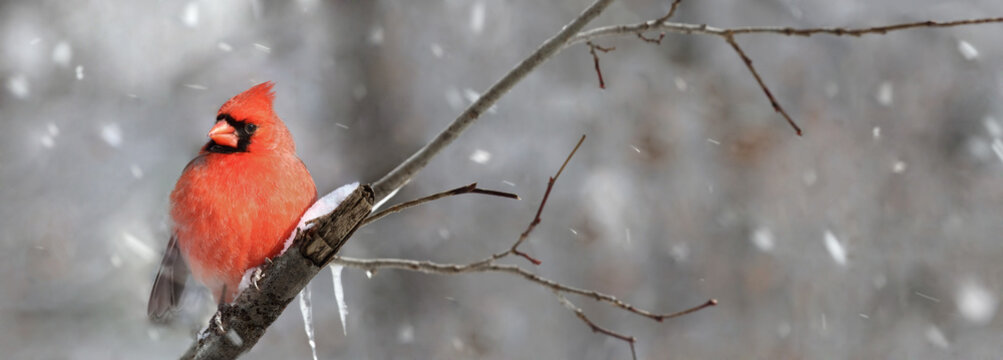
218 81 276 117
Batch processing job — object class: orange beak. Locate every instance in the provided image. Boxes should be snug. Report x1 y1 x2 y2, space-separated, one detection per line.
208 120 239 148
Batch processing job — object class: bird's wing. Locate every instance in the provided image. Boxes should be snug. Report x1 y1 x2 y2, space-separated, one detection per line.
147 235 190 322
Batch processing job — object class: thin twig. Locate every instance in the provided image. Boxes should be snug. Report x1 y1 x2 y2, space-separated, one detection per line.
636 32 666 44
556 293 637 360
332 256 716 323
654 0 685 24
586 42 615 89
723 34 802 135
371 0 616 204
508 135 586 265
565 16 1003 134
567 17 1003 46
361 183 519 226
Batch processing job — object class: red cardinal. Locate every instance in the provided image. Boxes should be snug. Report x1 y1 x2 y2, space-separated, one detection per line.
148 82 317 321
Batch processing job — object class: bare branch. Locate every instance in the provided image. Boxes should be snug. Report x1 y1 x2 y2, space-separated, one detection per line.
566 15 1003 135
508 135 586 265
556 293 637 360
371 0 616 204
586 42 615 89
723 34 802 135
361 183 519 227
568 17 1003 46
654 0 685 25
331 255 716 323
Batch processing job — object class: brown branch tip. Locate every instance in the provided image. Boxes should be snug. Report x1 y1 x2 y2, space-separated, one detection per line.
586 41 615 89
510 134 586 265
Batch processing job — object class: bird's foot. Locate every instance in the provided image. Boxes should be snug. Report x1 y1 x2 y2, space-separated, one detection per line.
251 267 264 290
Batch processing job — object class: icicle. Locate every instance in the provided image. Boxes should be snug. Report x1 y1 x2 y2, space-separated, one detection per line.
298 285 318 360
331 265 348 335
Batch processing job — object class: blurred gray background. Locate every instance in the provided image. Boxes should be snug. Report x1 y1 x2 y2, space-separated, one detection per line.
2 0 1003 358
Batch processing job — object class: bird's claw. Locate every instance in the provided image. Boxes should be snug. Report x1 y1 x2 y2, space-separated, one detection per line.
212 309 226 335
251 267 264 290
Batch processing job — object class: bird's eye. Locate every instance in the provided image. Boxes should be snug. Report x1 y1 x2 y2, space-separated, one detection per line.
245 123 258 133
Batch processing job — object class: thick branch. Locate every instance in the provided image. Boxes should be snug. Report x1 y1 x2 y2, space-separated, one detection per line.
181 186 374 360
370 0 615 204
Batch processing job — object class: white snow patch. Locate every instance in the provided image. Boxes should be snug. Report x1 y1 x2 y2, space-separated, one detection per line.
181 2 199 28
109 254 123 268
892 161 907 173
130 164 144 179
101 123 123 147
331 265 348 335
444 87 464 110
225 329 243 347
365 270 373 279
437 227 450 239
876 82 893 106
7 75 29 99
674 77 687 91
992 139 1003 164
463 88 480 103
957 280 997 325
925 325 949 349
184 84 208 90
985 116 1002 138
823 230 847 266
751 226 774 252
470 149 491 164
630 145 641 153
253 43 271 53
706 138 720 145
298 285 318 360
46 123 59 136
52 41 72 67
470 2 486 33
39 135 55 148
669 242 688 262
368 26 384 45
217 42 233 52
957 40 979 61
282 183 360 253
430 43 444 58
75 65 84 80
122 231 155 261
397 323 415 344
237 266 258 294
872 126 881 140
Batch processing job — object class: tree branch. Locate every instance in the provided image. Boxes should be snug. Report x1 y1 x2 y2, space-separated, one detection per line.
181 186 374 360
566 15 1003 135
331 255 716 324
361 183 518 227
370 0 615 204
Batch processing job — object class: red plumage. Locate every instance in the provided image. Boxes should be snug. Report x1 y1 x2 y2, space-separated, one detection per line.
148 82 316 320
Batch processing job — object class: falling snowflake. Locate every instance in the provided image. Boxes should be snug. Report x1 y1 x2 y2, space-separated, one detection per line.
823 230 847 266
957 40 979 60
101 123 123 147
751 226 774 252
876 82 893 106
469 149 491 164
